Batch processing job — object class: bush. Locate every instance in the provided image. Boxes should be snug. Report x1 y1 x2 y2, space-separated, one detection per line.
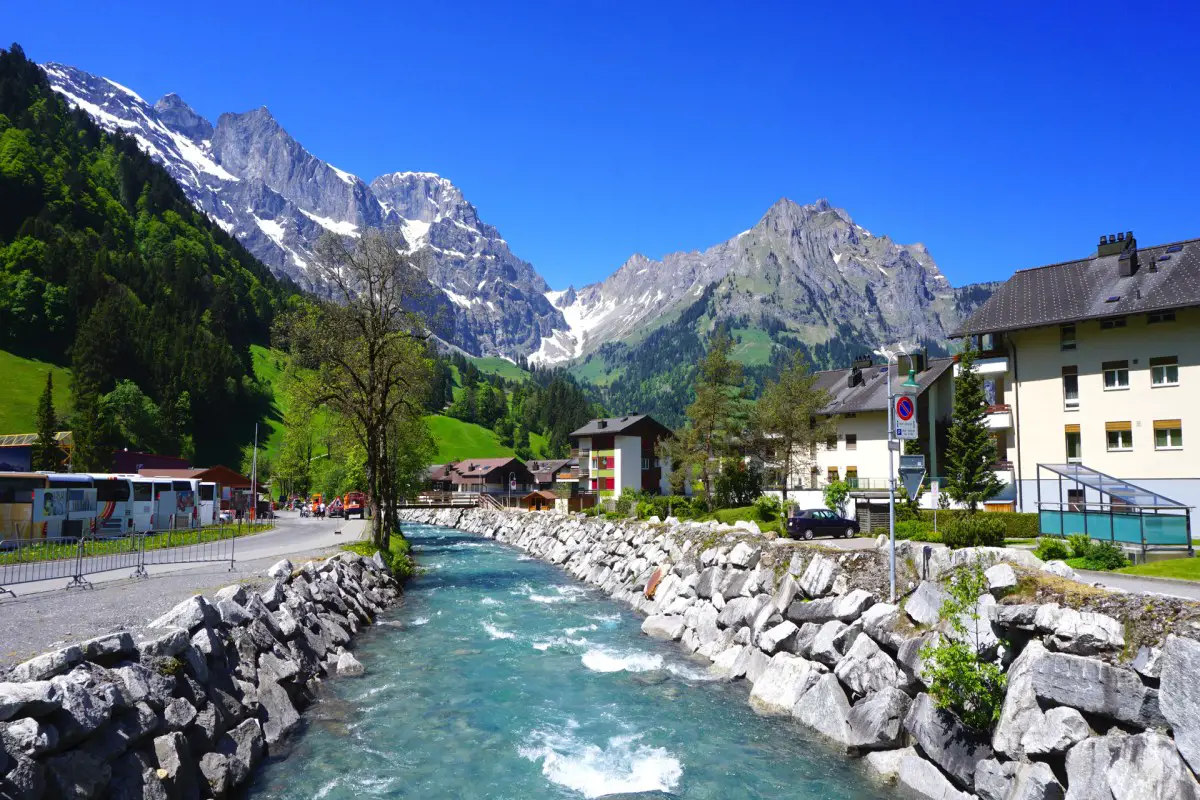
1034 537 1071 561
753 494 782 522
823 481 850 514
895 519 938 542
1067 533 1092 559
919 565 1007 731
1067 540 1130 571
918 510 1038 539
942 514 1005 549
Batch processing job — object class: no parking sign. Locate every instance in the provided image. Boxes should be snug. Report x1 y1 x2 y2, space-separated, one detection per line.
893 394 918 440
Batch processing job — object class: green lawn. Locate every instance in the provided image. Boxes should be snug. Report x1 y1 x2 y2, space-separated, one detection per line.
470 356 530 382
424 414 544 463
0 349 73 434
708 505 784 535
570 355 622 387
250 344 290 464
1117 557 1200 581
728 327 776 367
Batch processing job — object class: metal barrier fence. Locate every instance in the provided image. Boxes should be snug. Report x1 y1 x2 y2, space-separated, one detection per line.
0 522 257 597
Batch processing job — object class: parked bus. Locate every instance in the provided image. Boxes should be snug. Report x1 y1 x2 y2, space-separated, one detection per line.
198 481 219 525
127 477 155 533
84 474 136 535
0 473 49 541
0 473 99 541
43 474 97 539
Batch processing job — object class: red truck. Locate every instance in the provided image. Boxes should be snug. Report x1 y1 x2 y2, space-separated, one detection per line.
343 491 366 519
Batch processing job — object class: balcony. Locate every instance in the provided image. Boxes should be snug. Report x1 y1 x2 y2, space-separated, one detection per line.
991 461 1014 484
985 403 1013 430
955 356 1009 377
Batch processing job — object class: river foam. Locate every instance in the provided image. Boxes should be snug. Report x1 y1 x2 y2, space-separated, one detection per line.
581 647 665 673
518 725 683 799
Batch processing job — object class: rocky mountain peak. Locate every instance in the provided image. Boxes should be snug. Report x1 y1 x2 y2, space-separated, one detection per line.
153 93 212 142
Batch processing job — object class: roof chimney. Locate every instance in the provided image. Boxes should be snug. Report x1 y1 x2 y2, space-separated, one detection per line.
1117 231 1139 278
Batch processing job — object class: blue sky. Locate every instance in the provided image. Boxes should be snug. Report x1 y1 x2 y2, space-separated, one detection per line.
7 1 1199 289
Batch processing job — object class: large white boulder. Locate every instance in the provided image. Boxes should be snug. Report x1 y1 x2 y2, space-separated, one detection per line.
748 654 824 715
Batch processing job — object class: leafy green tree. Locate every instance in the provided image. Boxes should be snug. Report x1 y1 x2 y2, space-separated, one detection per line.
750 353 834 503
919 565 1007 731
944 343 1002 511
101 380 165 453
684 328 748 507
823 480 850 515
514 424 532 461
31 373 60 470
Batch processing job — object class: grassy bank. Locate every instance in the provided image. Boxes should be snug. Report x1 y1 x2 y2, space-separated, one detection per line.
0 522 274 565
0 349 73 434
343 532 414 580
1117 557 1200 581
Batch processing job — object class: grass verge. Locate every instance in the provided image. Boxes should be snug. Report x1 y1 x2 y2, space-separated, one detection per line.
1116 557 1200 581
343 533 414 580
0 523 274 565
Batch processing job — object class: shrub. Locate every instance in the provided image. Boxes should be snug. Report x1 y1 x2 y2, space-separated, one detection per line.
753 494 782 522
1070 541 1130 571
942 514 1005 549
919 565 1008 731
895 519 935 540
917 510 1038 539
1067 533 1092 559
823 481 850 514
614 493 635 517
1034 537 1071 562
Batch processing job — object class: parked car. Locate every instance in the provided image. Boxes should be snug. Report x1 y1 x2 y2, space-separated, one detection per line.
786 508 859 540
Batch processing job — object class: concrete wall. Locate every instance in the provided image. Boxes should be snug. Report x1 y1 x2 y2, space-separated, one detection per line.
614 435 641 499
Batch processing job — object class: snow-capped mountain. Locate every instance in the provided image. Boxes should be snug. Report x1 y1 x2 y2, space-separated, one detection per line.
42 61 989 367
40 63 564 358
530 198 976 366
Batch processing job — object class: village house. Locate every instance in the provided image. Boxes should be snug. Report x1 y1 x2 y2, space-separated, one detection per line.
425 458 535 496
567 415 674 498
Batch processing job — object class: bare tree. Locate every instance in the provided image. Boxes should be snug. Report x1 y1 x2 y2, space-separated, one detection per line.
280 230 432 547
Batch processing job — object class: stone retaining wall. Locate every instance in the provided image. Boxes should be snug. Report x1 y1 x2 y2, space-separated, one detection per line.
403 507 1200 800
0 551 402 799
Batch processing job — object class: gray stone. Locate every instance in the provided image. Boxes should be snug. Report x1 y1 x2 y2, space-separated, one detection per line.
48 675 113 746
792 673 855 749
78 632 136 664
832 619 863 653
1032 651 1165 729
861 602 905 651
749 602 783 639
727 645 756 680
199 752 233 798
832 589 876 622
1007 762 1065 800
112 663 173 709
793 622 821 658
261 581 287 611
758 621 799 654
337 651 366 677
748 654 824 715
216 598 252 627
897 753 974 800
1022 706 1090 757
716 596 762 629
809 620 848 667
1160 634 1200 775
267 559 293 579
258 650 300 683
771 573 799 613
1064 733 1125 800
137 627 189 659
905 581 948 627
1046 608 1124 655
744 649 772 684
153 730 199 800
709 645 745 679
865 745 916 783
1040 560 1076 579
798 554 836 598
848 687 911 751
727 541 759 569
0 717 58 757
0 680 60 721
993 640 1048 759
45 750 111 799
163 697 197 732
904 692 993 791
147 595 215 633
641 615 686 641
989 603 1041 631
8 645 83 682
217 718 265 788
834 633 909 698
214 584 248 605
257 676 300 745
107 750 169 800
190 625 222 659
975 759 1018 800
1132 645 1162 680
3 755 46 799
787 597 838 625
985 563 1018 595
695 566 724 599
1109 732 1200 800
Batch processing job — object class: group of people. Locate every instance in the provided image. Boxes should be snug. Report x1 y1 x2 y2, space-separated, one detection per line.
293 496 343 519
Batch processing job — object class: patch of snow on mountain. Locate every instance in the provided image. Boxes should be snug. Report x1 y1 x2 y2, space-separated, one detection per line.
253 216 285 247
402 219 431 248
299 208 359 237
329 164 357 185
102 77 147 104
443 288 475 308
170 134 239 182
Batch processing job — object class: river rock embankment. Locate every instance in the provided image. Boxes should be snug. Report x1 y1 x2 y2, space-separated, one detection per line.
402 507 1200 800
0 551 402 799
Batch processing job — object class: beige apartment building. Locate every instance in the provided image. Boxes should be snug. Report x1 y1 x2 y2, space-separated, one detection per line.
955 232 1200 513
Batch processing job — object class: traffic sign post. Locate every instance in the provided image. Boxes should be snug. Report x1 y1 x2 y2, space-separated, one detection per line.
894 394 918 440
898 454 926 499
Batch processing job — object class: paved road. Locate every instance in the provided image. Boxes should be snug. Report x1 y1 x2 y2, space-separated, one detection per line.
2 513 366 598
1075 569 1200 601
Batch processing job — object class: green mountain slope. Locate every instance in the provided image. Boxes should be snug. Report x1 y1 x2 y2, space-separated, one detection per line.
0 348 72 433
0 44 291 466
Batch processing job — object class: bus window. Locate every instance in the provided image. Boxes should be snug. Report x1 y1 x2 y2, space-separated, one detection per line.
94 479 131 503
0 476 43 503
199 484 215 501
154 482 171 498
48 475 93 489
172 480 193 492
132 481 153 502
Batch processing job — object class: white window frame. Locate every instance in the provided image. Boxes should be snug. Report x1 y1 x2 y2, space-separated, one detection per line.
1065 431 1082 463
1062 368 1080 410
1151 357 1179 387
1060 324 1077 351
1154 427 1183 451
1106 429 1133 452
1102 362 1130 391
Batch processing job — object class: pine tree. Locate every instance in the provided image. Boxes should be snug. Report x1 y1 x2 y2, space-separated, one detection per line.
31 373 60 470
684 328 748 508
944 343 1002 511
750 353 834 503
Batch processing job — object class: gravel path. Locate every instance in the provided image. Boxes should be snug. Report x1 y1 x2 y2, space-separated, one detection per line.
0 515 372 671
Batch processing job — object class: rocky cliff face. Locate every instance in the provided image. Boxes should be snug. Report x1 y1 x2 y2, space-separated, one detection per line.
42 61 991 365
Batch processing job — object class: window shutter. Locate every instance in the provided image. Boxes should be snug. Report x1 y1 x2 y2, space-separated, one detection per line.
1153 419 1182 430
1105 421 1132 432
1064 424 1081 434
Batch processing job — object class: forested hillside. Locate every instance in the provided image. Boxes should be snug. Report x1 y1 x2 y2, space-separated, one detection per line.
0 44 292 466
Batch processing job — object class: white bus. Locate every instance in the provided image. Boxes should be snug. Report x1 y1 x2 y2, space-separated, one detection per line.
85 474 136 535
141 476 202 530
198 481 219 526
127 476 155 533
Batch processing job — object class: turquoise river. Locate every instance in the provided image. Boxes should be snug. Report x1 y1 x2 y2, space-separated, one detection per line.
246 522 891 799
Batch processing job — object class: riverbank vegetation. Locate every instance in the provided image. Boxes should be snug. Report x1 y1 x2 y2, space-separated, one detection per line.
342 532 414 580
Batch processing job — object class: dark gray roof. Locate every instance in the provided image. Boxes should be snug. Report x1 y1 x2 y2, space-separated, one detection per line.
570 414 671 438
954 238 1200 336
813 357 954 415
